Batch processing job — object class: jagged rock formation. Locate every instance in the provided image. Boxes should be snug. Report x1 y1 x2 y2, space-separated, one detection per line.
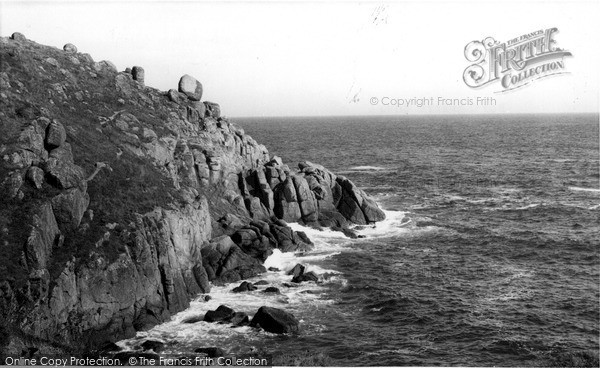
131 66 145 86
0 34 385 355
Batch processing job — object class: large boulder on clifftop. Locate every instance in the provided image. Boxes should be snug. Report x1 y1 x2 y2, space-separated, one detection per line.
10 32 26 41
63 43 77 53
178 74 203 101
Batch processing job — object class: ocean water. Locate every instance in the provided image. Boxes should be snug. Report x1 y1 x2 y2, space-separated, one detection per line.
120 114 599 366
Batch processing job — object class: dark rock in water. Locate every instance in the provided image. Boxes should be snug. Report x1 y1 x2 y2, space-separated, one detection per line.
232 281 257 293
178 74 203 101
268 222 294 251
141 340 164 352
361 196 386 223
204 305 235 323
572 223 582 229
250 306 299 334
229 312 250 327
292 271 318 283
263 287 281 294
336 176 385 223
288 264 305 278
253 280 269 285
132 66 145 86
45 120 66 149
97 341 122 354
114 352 159 365
295 231 312 246
337 188 366 224
11 32 26 41
133 308 164 332
331 226 358 239
283 283 300 288
268 267 280 272
203 295 212 302
182 315 204 324
194 347 225 358
63 43 77 53
318 210 349 228
268 222 312 253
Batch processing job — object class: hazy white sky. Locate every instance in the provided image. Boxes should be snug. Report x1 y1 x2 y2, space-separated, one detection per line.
1 0 598 117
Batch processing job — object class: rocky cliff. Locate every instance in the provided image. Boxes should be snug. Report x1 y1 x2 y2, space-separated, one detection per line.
0 33 385 355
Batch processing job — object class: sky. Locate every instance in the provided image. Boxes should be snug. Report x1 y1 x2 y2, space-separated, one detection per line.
1 0 599 117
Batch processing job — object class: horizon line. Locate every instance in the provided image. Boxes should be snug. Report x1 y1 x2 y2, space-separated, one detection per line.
229 111 600 120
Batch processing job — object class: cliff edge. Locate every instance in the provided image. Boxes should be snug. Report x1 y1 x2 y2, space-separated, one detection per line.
0 33 385 355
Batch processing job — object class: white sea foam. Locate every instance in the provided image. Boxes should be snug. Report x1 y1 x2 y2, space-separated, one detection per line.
289 209 412 241
491 187 522 195
354 210 412 238
348 165 387 171
550 158 575 163
557 201 600 210
569 186 600 193
514 203 541 210
337 165 394 175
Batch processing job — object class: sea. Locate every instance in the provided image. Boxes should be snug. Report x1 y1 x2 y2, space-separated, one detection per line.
120 114 599 366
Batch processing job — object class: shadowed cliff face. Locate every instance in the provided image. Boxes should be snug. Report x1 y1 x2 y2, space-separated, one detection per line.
0 34 385 354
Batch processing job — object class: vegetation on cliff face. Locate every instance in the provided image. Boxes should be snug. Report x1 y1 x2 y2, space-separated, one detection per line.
0 33 385 355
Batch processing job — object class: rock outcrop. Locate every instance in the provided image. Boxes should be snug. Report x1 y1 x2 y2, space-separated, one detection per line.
132 66 145 86
0 34 385 356
250 306 300 334
63 43 77 53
